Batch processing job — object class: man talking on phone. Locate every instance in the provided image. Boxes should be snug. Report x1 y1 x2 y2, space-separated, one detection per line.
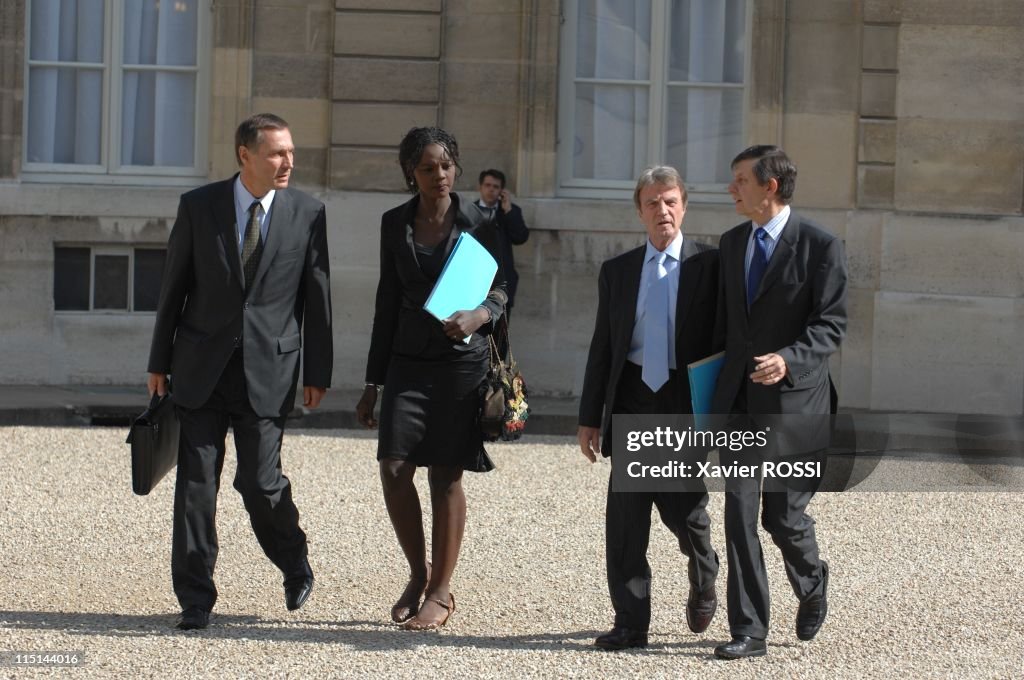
477 169 529 318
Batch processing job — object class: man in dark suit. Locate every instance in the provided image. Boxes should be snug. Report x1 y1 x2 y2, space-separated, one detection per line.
711 145 847 659
476 169 529 315
147 113 333 630
578 166 720 650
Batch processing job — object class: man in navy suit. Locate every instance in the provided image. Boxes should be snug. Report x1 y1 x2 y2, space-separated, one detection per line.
711 145 847 659
147 113 333 630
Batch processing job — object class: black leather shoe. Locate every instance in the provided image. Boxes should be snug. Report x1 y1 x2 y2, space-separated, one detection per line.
594 626 648 650
797 562 829 641
714 635 767 659
285 576 314 611
686 585 717 634
176 607 209 630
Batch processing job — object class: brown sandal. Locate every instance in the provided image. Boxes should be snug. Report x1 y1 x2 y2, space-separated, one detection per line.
400 593 455 631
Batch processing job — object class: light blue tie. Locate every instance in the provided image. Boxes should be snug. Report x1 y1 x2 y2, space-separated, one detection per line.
642 251 670 392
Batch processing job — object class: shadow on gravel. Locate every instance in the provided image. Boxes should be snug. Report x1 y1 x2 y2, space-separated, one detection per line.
0 611 714 656
0 611 252 636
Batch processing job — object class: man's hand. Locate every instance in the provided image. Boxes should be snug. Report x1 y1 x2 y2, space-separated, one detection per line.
148 373 168 398
356 386 379 429
577 426 601 463
750 353 788 385
442 308 489 341
303 386 327 409
499 189 513 213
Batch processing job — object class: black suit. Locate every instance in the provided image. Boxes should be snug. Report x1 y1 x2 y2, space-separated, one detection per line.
365 192 506 471
366 193 506 383
148 175 333 612
579 238 720 632
711 210 847 640
477 201 529 311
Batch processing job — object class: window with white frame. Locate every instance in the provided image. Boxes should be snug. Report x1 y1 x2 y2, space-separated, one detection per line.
558 0 748 195
54 245 166 312
25 0 209 180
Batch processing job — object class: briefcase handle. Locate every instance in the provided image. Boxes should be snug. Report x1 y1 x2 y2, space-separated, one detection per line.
148 392 164 412
125 393 172 443
141 393 170 421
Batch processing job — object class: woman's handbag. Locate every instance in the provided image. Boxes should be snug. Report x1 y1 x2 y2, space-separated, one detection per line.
480 319 529 441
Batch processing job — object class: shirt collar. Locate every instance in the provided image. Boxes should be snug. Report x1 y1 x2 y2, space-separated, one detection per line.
752 204 790 241
234 176 276 217
477 198 497 210
645 230 684 263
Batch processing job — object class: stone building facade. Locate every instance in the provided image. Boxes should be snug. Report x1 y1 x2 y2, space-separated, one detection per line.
0 0 1021 415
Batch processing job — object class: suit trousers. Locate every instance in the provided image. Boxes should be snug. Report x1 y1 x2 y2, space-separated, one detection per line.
172 350 310 611
721 409 826 639
605 362 719 632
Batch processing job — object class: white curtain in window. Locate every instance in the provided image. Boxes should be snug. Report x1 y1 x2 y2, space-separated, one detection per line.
27 0 104 165
575 0 651 180
685 0 725 183
121 0 197 167
667 0 745 184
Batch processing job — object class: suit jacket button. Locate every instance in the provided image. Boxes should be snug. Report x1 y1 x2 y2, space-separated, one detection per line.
243 302 249 310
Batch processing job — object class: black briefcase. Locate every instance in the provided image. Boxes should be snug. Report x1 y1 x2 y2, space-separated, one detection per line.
126 393 180 496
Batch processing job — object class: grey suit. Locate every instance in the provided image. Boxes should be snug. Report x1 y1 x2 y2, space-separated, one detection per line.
147 175 333 612
149 176 333 416
712 211 847 639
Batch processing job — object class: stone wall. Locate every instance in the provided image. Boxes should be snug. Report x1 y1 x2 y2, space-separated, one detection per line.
209 0 334 183
0 0 23 178
0 0 1021 416
853 1 1024 415
330 0 442 190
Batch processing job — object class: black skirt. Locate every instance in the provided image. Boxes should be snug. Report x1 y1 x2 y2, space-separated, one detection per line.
377 348 495 472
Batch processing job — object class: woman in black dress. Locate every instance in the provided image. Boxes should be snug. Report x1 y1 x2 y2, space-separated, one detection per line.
356 127 507 630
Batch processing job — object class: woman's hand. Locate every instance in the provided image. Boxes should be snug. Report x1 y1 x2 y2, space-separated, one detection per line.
356 386 379 429
442 307 490 341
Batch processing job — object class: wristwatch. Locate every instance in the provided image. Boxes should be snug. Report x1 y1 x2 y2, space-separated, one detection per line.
364 383 382 393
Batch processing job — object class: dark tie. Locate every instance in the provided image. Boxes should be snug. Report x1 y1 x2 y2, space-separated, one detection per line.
746 227 769 308
242 200 263 291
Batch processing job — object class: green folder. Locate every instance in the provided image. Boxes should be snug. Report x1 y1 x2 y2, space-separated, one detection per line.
687 351 725 429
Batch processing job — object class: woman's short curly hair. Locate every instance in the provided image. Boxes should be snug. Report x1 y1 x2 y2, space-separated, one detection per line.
398 126 463 193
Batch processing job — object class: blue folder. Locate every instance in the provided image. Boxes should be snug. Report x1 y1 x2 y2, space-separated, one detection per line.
424 232 498 337
687 351 725 430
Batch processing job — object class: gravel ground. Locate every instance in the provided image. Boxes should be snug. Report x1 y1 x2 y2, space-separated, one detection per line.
1 426 1022 679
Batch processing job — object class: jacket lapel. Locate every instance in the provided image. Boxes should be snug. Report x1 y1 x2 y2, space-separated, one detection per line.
752 212 798 305
215 177 244 290
617 247 645 355
675 239 702 343
729 224 750 310
398 196 426 280
249 188 291 294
